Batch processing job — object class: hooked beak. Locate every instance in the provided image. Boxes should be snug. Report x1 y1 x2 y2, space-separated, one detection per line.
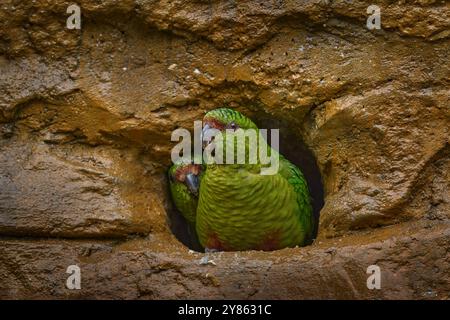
201 123 212 149
185 173 200 197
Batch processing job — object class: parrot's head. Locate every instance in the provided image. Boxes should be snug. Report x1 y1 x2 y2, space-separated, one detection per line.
202 108 258 135
169 159 203 197
202 108 259 152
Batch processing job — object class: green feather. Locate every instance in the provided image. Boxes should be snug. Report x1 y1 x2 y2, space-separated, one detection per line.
278 155 314 243
169 174 198 226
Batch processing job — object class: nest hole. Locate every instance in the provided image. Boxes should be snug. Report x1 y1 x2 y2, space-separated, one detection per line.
166 112 324 252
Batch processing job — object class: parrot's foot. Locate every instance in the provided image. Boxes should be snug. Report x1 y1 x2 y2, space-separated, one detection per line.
205 247 220 254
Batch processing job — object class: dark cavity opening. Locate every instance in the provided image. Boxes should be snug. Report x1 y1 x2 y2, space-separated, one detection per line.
166 111 324 251
165 166 204 253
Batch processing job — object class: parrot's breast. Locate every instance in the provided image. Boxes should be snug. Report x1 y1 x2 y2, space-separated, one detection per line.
196 165 306 251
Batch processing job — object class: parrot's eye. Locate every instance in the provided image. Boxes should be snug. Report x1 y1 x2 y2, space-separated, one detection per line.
229 122 237 130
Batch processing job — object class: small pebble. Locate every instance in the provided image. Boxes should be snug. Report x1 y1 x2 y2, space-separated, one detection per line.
199 256 216 266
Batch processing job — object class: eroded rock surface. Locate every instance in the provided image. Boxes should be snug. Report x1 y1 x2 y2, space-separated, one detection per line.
1 220 449 299
0 0 449 299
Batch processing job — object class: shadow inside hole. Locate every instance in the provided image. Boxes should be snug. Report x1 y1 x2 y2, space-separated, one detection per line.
166 112 324 250
165 187 204 252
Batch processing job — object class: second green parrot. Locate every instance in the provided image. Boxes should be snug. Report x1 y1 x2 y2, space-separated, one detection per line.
168 158 204 227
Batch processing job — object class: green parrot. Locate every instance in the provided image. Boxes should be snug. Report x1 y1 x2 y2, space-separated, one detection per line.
168 158 204 227
196 108 314 251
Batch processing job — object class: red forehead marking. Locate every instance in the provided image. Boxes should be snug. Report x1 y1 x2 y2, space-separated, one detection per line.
174 164 202 182
204 117 226 131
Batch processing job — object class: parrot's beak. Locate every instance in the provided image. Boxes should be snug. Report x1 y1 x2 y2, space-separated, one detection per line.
202 123 213 149
185 173 200 197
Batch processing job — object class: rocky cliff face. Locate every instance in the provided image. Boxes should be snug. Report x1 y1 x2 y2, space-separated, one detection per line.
0 0 449 299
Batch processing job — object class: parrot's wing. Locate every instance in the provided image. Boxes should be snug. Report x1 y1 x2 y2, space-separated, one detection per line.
278 154 314 243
